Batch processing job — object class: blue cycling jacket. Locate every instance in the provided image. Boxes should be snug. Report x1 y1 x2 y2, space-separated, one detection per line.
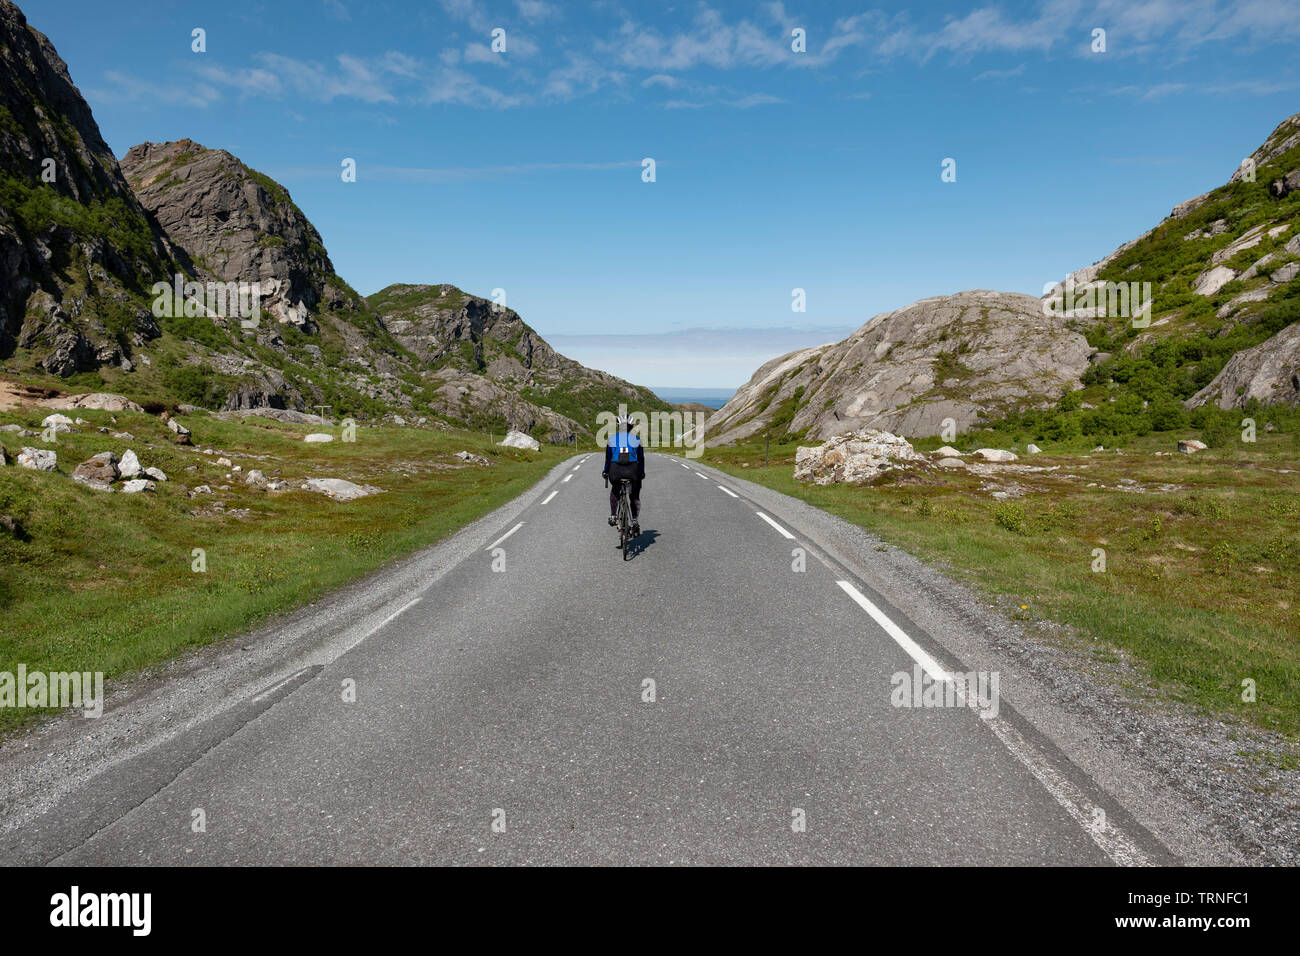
604 429 645 478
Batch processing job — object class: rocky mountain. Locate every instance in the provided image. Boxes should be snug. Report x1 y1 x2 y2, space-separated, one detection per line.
713 111 1300 445
0 0 669 439
366 283 671 437
1049 111 1300 415
708 291 1091 443
0 0 172 377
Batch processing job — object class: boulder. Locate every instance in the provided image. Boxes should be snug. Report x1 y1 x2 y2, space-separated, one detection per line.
933 446 964 457
974 448 1018 462
244 469 267 486
1026 443 1042 454
304 478 383 501
40 413 74 428
1178 439 1208 454
118 449 142 478
120 478 156 493
304 433 334 443
40 393 144 413
71 451 118 490
17 447 57 471
498 429 541 451
167 418 191 437
454 451 492 466
937 457 966 469
144 467 167 482
0 446 7 466
793 429 923 485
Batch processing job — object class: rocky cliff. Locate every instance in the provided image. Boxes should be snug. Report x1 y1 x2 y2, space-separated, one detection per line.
367 283 672 437
0 0 171 376
708 290 1091 443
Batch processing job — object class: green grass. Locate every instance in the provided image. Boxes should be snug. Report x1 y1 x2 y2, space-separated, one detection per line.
0 406 567 734
700 427 1300 740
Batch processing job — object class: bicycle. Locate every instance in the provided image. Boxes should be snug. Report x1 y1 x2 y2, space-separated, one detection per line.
608 476 634 561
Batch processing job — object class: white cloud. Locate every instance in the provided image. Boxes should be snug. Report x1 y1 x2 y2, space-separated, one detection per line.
515 0 559 23
89 70 222 108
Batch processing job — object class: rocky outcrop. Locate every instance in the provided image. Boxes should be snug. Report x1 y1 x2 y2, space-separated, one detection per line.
367 283 671 440
793 430 923 484
0 0 169 372
498 429 540 451
120 139 334 332
709 290 1091 443
1187 322 1300 410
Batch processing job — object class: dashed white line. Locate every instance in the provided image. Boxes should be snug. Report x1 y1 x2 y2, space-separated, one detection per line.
755 511 795 540
717 486 739 498
562 473 574 483
487 522 524 550
541 490 558 504
694 471 709 480
835 580 949 681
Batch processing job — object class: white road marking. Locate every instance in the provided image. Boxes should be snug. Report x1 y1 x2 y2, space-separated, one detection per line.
541 491 558 504
833 578 1147 864
487 522 524 549
983 711 1150 866
340 597 422 655
756 511 795 540
717 485 740 498
836 580 949 680
694 471 709 480
562 474 573 483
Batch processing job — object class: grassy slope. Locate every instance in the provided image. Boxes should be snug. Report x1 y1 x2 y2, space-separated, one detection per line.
0 404 568 733
697 426 1300 746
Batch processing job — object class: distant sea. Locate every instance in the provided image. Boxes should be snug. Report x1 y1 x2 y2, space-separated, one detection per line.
651 388 735 409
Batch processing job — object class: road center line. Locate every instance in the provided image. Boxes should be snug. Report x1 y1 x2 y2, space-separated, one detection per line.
694 471 709 480
562 474 573 483
835 580 950 681
487 522 524 549
717 485 740 498
541 490 558 504
755 511 796 539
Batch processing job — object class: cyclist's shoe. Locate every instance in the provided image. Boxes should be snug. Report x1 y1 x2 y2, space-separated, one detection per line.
631 522 641 536
607 515 617 526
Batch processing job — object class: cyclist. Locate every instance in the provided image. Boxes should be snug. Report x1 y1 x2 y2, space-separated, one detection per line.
603 414 644 536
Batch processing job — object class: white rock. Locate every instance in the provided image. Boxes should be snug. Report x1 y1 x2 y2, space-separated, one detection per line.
973 448 1018 462
1193 265 1237 296
216 457 232 467
41 413 73 428
120 479 156 493
933 446 964 457
1178 439 1208 454
937 457 966 469
17 447 57 471
244 469 266 485
232 464 242 472
193 485 212 494
74 417 88 425
304 477 383 500
304 433 334 443
112 431 134 440
118 449 142 478
794 429 922 485
167 418 190 436
1026 444 1042 454
144 467 167 482
497 429 541 451
267 480 288 491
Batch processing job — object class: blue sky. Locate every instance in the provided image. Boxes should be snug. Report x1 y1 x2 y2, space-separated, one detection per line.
20 0 1300 388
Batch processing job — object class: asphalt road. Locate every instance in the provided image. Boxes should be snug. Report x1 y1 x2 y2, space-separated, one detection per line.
2 453 1179 865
